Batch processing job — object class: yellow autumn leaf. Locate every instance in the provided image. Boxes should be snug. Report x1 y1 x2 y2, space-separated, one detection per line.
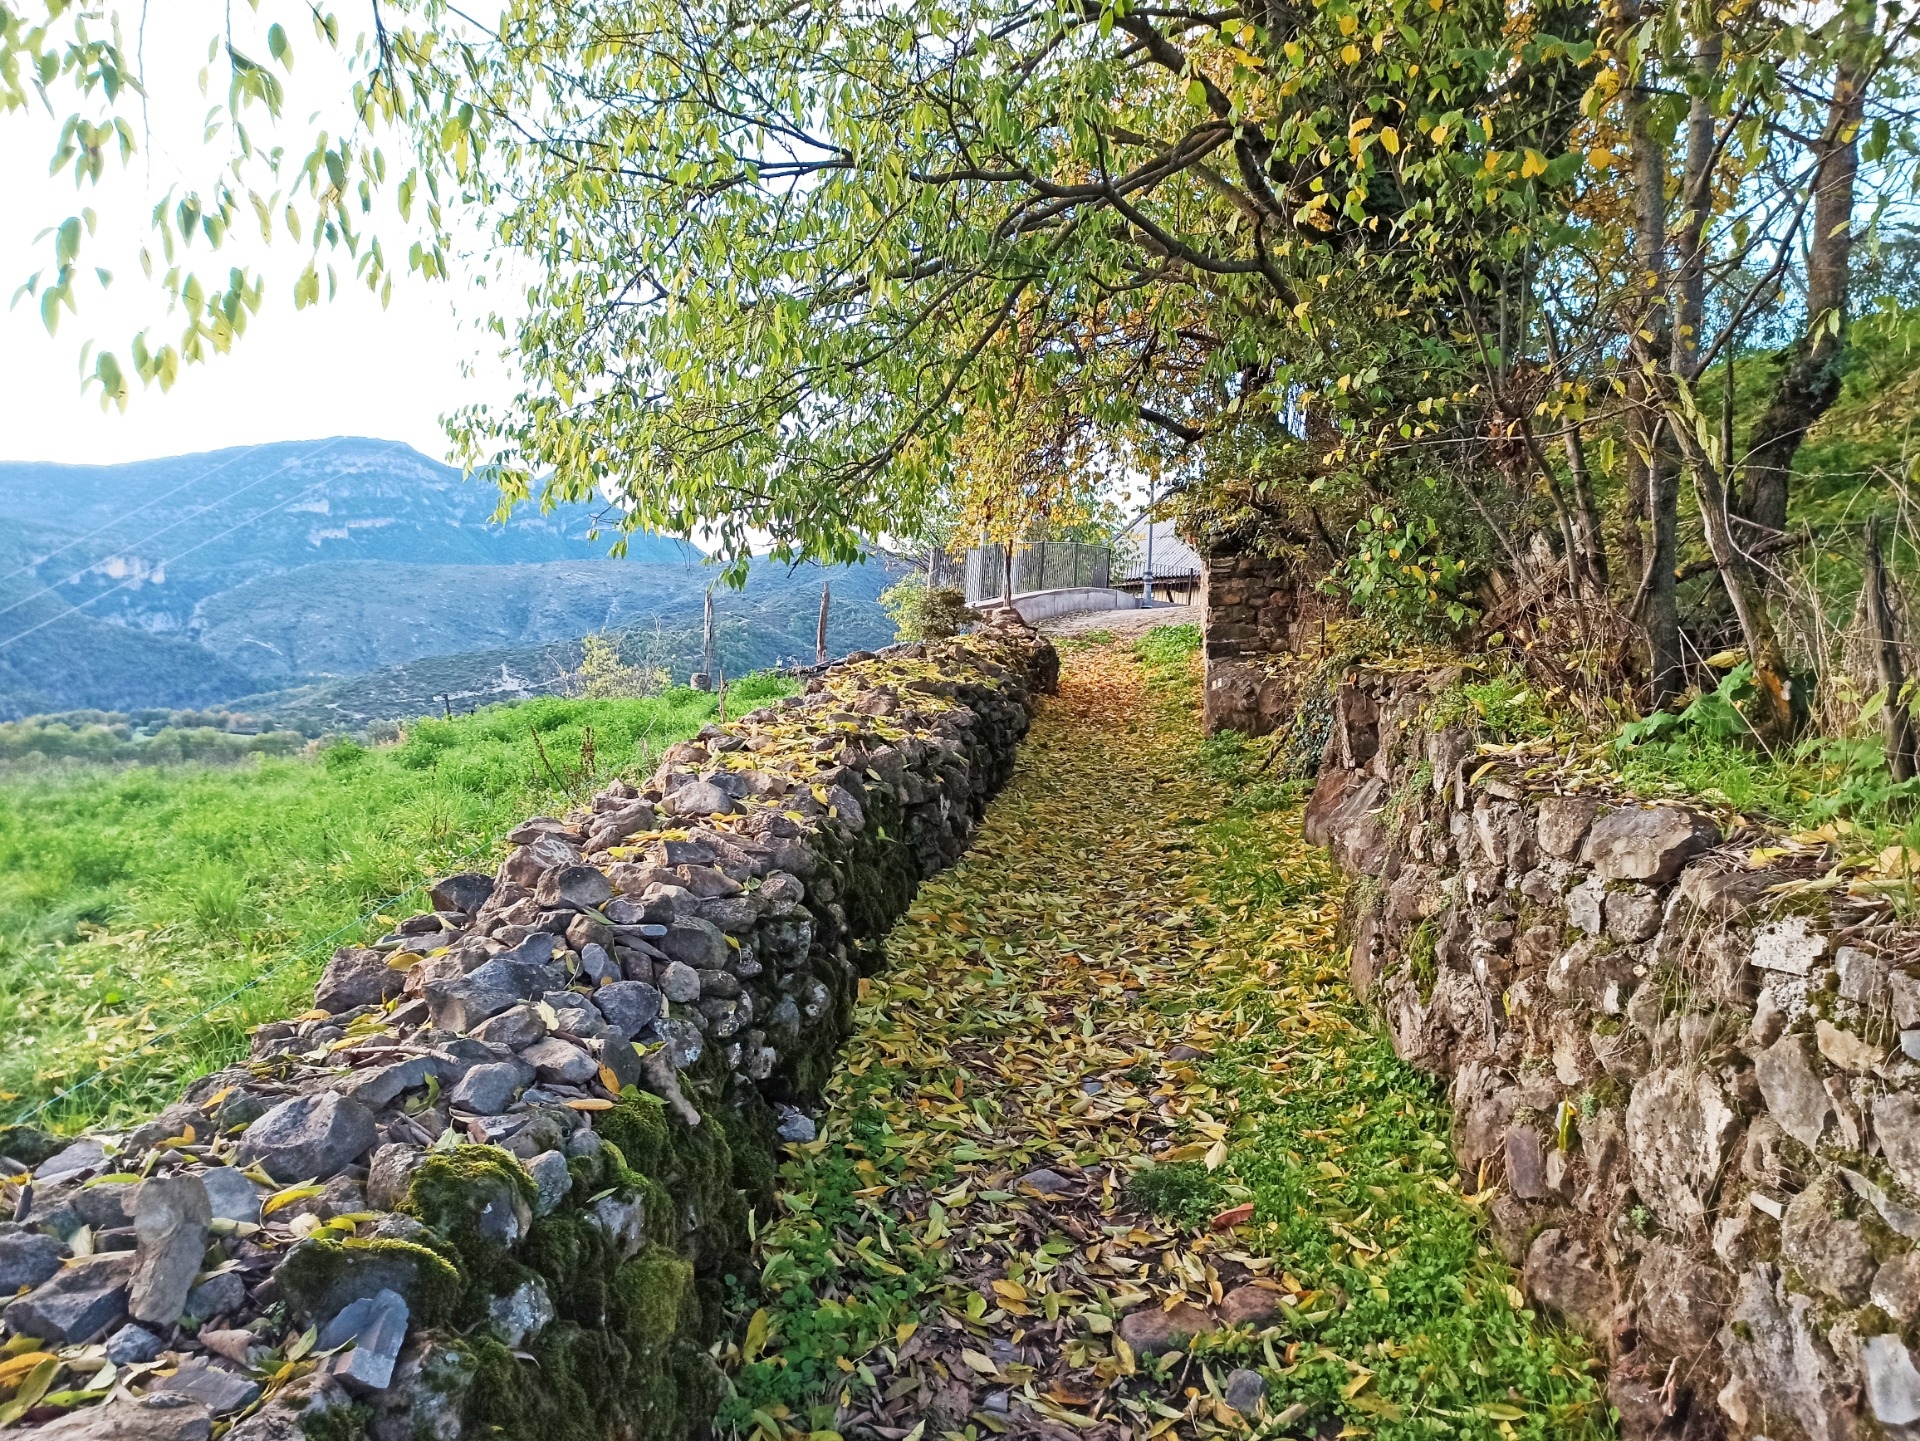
261 1182 324 1217
1341 42 1361 63
1204 1137 1228 1171
1520 149 1547 178
960 1349 1000 1376
742 1307 771 1363
991 1277 1028 1301
1380 126 1400 154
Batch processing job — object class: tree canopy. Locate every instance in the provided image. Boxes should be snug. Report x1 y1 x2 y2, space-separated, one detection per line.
9 0 1920 722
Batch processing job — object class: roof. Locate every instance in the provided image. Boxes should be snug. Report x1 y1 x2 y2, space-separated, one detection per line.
1112 521 1201 581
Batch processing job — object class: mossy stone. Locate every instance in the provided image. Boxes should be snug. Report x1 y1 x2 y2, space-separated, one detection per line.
277 1237 463 1326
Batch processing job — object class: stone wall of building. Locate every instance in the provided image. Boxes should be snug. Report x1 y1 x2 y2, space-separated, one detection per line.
1308 666 1920 1441
1200 550 1318 736
0 624 1058 1441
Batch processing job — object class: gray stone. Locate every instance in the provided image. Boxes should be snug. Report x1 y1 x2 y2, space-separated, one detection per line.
1756 1032 1835 1149
661 918 730 971
1564 878 1604 935
104 1322 164 1364
1634 1238 1727 1355
130 1174 213 1326
1118 1300 1216 1354
486 1277 555 1348
592 981 662 1040
593 1035 644 1092
696 969 742 999
654 1019 703 1071
1877 1091 1920 1196
0 1231 64 1291
577 943 619 985
659 961 702 1004
1874 1251 1920 1321
1603 887 1662 942
4 1248 134 1343
1015 1167 1075 1197
36 1138 109 1182
587 1191 647 1258
518 1036 598 1085
73 1182 134 1229
1504 1126 1545 1200
1751 915 1828 976
1522 1229 1612 1341
1535 795 1600 859
199 1166 263 1224
550 1005 611 1041
429 872 495 915
365 1144 427 1211
1865 1333 1920 1426
185 1271 246 1320
1583 805 1717 884
499 932 558 966
1782 1172 1876 1305
1894 970 1920 1029
315 947 405 1014
1624 1066 1740 1237
340 1055 437 1108
449 1060 535 1115
470 1005 547 1050
28 1393 211 1441
662 780 734 818
525 1150 573 1216
424 956 553 1031
237 1093 378 1184
319 1288 411 1392
1837 945 1892 1008
535 864 613 911
1222 1367 1266 1418
157 1358 262 1414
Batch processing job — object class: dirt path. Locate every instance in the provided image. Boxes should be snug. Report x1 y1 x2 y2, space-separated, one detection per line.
723 635 1608 1441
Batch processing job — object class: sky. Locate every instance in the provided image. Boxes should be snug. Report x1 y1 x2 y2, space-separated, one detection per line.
0 4 509 468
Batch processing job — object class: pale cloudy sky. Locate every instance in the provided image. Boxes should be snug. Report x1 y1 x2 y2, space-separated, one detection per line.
0 4 508 467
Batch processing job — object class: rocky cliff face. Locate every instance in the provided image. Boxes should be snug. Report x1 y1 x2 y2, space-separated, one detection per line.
0 624 1057 1441
1308 667 1920 1440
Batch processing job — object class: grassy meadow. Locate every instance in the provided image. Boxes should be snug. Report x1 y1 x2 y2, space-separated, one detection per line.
0 677 792 1132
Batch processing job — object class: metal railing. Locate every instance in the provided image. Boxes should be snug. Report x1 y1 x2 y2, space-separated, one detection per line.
963 542 1111 604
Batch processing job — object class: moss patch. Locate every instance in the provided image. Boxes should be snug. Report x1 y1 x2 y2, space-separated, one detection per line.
276 1237 463 1326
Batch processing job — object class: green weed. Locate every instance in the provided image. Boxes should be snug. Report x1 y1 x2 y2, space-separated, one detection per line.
0 681 792 1129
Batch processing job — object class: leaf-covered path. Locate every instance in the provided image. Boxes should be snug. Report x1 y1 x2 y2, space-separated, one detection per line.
724 632 1608 1441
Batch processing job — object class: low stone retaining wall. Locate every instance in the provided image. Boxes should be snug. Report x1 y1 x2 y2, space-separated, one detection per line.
1308 666 1920 1440
0 624 1057 1441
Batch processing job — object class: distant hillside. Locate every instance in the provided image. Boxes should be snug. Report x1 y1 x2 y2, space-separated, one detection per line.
0 439 905 721
229 560 897 731
0 438 692 641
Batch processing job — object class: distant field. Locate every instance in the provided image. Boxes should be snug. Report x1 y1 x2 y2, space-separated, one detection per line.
0 677 792 1132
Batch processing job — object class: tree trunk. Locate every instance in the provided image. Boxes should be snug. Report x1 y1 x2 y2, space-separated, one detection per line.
1677 429 1797 738
1624 45 1682 704
1865 516 1916 781
1741 32 1865 532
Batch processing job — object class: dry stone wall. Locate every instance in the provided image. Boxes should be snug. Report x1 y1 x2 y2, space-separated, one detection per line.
1309 666 1920 1441
0 623 1057 1441
1199 550 1323 738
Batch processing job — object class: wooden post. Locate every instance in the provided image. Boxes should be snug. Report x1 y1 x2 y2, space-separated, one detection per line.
816 581 831 666
703 587 716 680
1866 516 1917 782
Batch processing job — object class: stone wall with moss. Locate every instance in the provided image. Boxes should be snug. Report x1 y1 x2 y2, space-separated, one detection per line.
1310 666 1920 1441
0 623 1056 1441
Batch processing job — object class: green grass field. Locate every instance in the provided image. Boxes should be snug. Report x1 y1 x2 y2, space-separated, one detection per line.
0 677 792 1133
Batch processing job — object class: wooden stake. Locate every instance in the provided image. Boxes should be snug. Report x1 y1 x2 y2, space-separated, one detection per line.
816 581 831 666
